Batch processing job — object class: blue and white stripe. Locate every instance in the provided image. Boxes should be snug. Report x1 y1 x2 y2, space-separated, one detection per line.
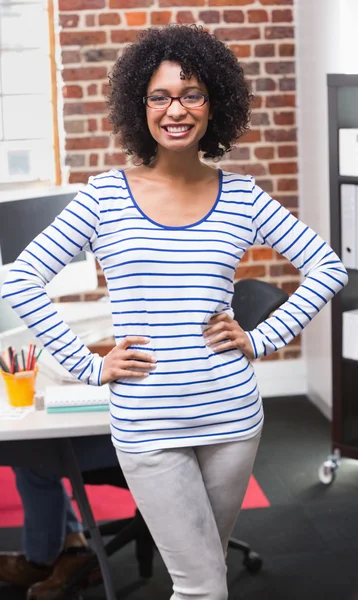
1 169 348 452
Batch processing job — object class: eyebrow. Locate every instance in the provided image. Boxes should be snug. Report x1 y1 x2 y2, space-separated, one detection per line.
148 85 203 95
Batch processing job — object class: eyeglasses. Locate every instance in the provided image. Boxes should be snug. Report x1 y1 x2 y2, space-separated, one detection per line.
143 93 209 110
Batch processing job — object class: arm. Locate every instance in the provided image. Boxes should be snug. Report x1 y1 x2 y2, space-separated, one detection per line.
1 180 104 385
204 181 348 359
246 182 348 358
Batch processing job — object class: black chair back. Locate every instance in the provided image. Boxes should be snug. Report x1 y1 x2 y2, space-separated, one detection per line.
232 279 289 331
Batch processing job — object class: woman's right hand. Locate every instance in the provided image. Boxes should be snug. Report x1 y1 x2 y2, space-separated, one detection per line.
100 336 157 385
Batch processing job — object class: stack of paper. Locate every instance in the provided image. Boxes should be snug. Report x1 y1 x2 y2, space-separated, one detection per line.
44 384 110 413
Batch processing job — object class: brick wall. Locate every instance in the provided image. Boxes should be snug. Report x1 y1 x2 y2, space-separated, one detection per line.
58 0 300 361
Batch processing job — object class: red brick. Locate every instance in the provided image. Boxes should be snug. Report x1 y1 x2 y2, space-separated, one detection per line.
60 31 106 46
279 77 295 91
101 117 112 132
255 146 274 159
215 27 260 41
89 153 99 167
229 44 251 58
274 111 295 126
87 83 98 96
264 129 296 142
66 137 110 150
259 0 293 4
265 61 295 75
66 154 85 168
272 9 293 22
277 178 298 192
59 0 105 9
278 144 297 158
69 171 101 183
279 43 295 57
111 29 142 43
177 10 195 23
265 94 295 108
265 26 294 39
256 78 276 91
255 43 275 57
126 11 147 25
63 102 83 116
270 263 297 277
99 12 121 25
110 0 152 7
104 153 126 166
63 67 108 81
275 194 298 208
248 9 268 22
151 11 172 24
251 95 262 109
209 0 254 4
251 247 273 261
251 112 270 126
235 265 266 279
84 48 118 62
61 50 81 64
59 14 79 28
243 62 260 76
283 349 301 359
86 14 96 26
240 129 261 143
63 85 83 99
255 178 273 192
199 10 220 23
269 161 297 175
159 0 204 5
88 118 98 131
64 120 85 134
281 280 299 295
223 10 245 23
229 146 251 161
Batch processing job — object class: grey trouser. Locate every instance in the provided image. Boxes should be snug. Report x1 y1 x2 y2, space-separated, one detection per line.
116 432 261 600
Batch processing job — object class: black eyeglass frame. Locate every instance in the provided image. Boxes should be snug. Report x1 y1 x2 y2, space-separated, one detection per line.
143 94 209 110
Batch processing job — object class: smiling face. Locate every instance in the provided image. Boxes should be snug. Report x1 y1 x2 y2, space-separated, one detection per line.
145 61 211 155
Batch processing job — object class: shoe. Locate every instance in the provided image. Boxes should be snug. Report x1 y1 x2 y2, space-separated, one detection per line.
27 547 102 600
0 552 52 587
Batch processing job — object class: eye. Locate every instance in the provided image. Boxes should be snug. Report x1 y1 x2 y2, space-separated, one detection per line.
150 95 169 104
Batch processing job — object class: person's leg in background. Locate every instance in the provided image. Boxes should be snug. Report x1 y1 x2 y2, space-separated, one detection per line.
0 467 99 598
116 433 260 600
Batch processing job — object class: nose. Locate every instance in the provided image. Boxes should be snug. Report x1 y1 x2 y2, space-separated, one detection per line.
166 98 188 119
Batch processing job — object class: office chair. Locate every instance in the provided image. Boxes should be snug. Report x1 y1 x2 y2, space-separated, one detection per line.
64 278 289 595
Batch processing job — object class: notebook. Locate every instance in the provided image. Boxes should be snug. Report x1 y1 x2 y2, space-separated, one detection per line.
44 384 110 413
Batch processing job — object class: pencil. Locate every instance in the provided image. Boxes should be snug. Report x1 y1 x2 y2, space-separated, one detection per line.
36 349 43 361
0 356 11 373
21 349 26 371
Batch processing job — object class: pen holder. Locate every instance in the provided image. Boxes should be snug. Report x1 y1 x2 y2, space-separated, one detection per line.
1 367 39 407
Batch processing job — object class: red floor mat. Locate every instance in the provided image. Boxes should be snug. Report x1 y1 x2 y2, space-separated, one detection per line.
0 466 270 528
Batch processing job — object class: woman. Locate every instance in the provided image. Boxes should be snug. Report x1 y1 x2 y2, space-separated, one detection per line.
2 25 348 600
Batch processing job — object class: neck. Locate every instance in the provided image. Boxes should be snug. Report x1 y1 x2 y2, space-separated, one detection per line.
149 147 207 182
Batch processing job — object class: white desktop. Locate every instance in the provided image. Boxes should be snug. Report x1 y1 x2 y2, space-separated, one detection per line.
0 185 113 382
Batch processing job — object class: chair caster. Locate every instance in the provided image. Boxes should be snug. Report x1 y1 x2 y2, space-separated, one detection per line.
318 448 341 485
242 551 263 574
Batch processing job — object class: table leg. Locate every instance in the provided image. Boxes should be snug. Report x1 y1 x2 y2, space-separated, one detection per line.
61 439 117 600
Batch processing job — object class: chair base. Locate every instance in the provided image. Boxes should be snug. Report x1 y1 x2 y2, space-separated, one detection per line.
229 537 263 574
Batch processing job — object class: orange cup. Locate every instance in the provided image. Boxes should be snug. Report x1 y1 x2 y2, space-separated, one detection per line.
1 367 38 407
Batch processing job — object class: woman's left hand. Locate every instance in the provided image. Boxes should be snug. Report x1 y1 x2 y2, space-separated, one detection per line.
203 312 255 359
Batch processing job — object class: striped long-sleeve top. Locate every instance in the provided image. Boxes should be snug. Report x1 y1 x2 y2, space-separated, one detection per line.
1 169 348 452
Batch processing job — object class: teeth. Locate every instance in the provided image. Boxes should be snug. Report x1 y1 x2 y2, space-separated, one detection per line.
166 126 191 133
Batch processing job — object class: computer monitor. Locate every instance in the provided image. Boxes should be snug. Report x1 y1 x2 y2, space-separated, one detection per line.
0 185 98 300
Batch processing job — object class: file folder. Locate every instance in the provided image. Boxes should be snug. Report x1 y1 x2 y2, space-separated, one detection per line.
340 184 357 269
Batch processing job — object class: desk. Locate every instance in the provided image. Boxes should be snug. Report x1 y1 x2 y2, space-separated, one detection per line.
0 316 118 600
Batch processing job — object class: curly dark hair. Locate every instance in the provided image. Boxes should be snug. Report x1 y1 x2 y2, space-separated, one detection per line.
107 24 252 165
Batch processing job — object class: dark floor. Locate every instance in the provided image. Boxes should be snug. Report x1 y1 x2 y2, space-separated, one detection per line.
1 396 358 600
